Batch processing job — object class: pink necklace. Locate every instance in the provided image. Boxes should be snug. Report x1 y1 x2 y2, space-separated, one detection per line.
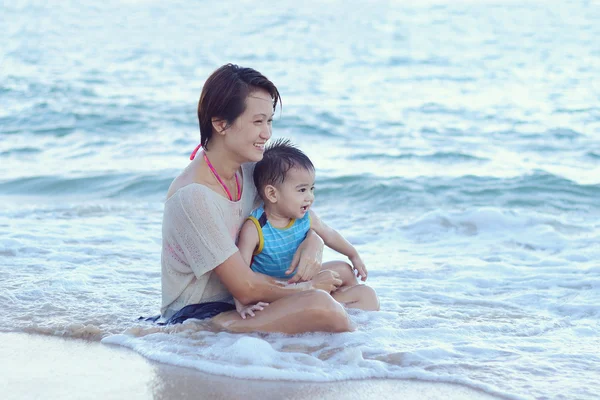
203 152 241 202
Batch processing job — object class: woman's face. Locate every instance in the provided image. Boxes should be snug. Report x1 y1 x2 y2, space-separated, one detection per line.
225 89 274 163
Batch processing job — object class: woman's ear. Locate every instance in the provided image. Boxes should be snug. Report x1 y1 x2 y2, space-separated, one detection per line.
264 185 278 204
211 117 228 135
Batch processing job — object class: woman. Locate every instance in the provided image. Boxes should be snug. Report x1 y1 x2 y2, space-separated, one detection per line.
161 64 378 333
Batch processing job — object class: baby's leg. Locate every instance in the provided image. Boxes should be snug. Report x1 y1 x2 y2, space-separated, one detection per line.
321 261 358 288
321 261 379 311
331 284 380 311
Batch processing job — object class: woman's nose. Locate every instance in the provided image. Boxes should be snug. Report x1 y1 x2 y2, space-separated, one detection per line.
260 125 272 140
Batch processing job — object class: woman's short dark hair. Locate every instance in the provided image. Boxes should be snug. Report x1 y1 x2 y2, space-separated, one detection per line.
198 64 281 149
254 138 314 200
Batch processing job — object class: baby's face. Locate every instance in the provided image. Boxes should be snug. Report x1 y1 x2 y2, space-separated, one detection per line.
276 167 315 219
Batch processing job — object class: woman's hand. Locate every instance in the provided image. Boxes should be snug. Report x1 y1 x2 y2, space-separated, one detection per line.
286 230 324 283
309 270 342 293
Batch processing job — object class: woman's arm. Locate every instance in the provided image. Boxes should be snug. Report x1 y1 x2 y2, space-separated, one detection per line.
285 229 325 283
213 252 342 305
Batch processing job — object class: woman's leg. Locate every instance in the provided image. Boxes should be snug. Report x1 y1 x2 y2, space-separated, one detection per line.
321 261 380 311
210 289 353 334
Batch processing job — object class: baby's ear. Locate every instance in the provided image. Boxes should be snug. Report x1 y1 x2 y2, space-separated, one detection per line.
264 185 278 203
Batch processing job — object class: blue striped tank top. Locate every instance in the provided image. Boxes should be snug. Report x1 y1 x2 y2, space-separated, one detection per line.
247 205 311 279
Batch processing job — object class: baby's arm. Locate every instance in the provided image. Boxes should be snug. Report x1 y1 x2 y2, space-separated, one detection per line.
237 219 259 267
234 297 268 319
234 219 269 318
309 210 368 281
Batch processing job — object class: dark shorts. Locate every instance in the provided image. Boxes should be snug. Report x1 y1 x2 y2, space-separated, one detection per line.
140 302 236 325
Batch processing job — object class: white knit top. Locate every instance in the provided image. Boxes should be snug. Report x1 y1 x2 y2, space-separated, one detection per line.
160 162 258 318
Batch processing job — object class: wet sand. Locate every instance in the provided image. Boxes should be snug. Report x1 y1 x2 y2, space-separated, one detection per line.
1 333 502 400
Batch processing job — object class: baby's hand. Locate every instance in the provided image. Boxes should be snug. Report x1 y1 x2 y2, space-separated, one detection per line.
349 255 368 281
237 302 269 319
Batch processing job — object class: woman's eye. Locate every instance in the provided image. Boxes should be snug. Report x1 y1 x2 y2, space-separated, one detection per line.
254 120 263 124
267 119 273 124
299 188 306 192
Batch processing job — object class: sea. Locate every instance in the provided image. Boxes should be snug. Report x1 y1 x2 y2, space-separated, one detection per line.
1 1 599 399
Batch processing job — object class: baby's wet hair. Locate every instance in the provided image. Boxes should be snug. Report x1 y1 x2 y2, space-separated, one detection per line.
253 138 314 199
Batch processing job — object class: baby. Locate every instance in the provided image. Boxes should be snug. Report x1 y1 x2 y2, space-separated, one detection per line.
235 138 368 318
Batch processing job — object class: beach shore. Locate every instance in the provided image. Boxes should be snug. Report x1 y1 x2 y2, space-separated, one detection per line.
1 332 501 400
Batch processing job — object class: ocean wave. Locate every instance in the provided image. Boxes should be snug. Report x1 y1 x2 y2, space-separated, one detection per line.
0 147 42 156
400 207 592 243
0 106 150 137
316 171 600 212
1 170 598 212
0 173 173 199
352 151 487 162
587 151 600 160
504 127 586 141
387 55 451 67
276 114 343 137
0 77 189 137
